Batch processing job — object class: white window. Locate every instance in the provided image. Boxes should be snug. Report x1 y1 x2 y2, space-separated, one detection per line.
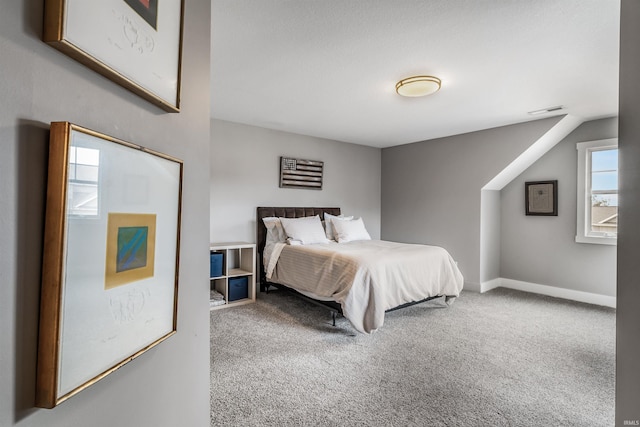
576 138 618 245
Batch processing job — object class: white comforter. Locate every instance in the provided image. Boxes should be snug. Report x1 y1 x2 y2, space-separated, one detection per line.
264 240 464 333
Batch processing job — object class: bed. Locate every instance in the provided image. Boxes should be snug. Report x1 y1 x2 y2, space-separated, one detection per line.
256 207 464 333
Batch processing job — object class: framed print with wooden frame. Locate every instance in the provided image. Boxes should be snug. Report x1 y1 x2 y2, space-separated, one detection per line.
525 180 558 216
43 0 184 112
36 122 183 408
279 157 324 190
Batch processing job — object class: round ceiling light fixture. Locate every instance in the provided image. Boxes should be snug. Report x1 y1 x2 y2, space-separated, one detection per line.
395 75 441 97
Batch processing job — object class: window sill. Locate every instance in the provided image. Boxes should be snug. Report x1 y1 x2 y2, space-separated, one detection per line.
575 235 617 246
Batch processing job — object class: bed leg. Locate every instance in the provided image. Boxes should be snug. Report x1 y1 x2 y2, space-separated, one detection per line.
331 311 336 327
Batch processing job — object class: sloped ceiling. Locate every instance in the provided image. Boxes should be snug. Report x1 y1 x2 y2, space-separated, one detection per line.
211 0 619 148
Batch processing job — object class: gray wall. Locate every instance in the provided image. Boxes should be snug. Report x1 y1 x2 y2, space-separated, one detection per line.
210 119 382 243
381 116 562 287
617 0 640 423
500 118 618 296
0 1 211 426
480 190 501 282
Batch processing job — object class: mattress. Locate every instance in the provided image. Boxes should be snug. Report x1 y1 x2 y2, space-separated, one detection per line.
264 240 464 333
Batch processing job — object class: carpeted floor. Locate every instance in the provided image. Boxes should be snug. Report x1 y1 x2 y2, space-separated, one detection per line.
210 287 615 426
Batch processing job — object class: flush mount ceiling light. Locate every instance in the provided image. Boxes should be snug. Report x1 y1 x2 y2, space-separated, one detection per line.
395 75 441 97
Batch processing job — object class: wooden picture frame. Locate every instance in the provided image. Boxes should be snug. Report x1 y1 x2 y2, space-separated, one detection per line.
36 122 183 408
279 157 324 190
44 0 184 112
525 180 558 216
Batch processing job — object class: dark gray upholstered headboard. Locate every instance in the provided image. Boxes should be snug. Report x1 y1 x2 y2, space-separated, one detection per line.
256 207 341 290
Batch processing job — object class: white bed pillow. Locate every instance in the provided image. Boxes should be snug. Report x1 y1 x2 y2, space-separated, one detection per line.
323 212 354 240
332 217 372 243
279 215 330 245
262 217 287 244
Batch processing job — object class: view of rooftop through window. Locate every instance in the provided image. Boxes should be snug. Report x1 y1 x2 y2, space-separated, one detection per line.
590 148 618 235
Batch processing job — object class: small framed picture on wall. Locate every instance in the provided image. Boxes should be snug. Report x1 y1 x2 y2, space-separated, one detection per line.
525 180 558 216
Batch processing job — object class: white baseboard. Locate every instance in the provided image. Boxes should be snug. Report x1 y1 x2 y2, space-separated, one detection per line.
484 278 616 308
480 278 502 293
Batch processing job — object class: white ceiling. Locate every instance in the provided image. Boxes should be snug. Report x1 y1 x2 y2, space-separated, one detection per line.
210 0 620 148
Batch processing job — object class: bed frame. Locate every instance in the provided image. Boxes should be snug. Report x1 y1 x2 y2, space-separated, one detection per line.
256 206 441 327
256 207 343 323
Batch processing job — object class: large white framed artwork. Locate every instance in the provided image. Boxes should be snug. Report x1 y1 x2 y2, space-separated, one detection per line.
44 0 184 112
35 122 183 408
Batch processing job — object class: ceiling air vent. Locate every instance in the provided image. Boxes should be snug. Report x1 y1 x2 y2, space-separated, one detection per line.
528 106 565 115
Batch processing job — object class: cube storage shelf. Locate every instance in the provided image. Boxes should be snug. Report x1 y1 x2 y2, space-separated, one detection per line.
209 242 256 310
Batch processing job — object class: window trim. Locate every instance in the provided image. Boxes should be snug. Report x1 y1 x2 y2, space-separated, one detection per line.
576 138 618 245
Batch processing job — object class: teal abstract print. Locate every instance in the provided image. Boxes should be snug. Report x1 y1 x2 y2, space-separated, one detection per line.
116 226 149 272
105 213 156 290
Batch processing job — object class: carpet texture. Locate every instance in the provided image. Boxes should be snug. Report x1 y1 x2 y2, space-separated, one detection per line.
210 288 615 426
